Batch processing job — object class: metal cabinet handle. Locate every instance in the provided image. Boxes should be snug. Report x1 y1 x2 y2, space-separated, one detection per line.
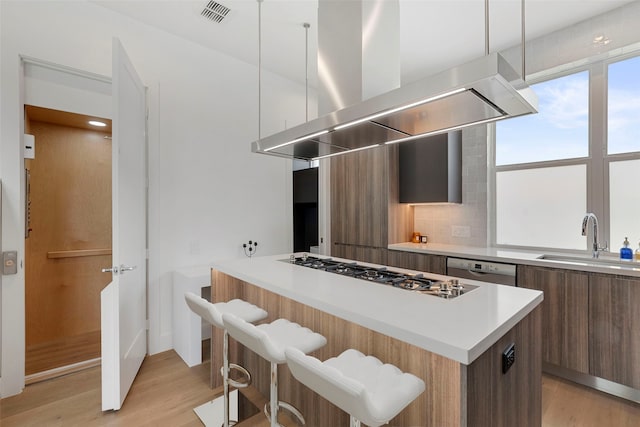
102 266 119 274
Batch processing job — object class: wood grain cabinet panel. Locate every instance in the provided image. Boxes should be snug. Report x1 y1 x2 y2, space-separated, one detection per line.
517 265 589 374
332 243 387 265
330 145 413 264
387 250 446 275
589 274 640 389
331 146 388 248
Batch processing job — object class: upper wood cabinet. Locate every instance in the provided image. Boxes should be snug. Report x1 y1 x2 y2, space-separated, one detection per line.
589 273 640 389
398 131 462 204
330 145 412 258
517 265 589 374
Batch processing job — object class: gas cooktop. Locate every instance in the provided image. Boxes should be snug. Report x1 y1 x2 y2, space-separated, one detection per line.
284 255 477 299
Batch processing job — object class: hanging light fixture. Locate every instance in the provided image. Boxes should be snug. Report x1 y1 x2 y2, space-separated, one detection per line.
251 0 537 161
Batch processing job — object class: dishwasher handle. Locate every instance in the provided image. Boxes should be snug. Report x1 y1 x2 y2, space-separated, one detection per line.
464 269 490 277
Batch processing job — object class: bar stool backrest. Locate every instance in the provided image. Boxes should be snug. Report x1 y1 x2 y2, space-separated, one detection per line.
185 292 223 328
222 313 283 363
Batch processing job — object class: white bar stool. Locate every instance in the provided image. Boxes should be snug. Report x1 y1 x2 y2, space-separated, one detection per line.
184 292 268 427
285 348 426 427
222 314 327 427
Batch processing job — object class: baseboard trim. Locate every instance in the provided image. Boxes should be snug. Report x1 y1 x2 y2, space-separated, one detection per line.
26 357 101 385
544 363 640 403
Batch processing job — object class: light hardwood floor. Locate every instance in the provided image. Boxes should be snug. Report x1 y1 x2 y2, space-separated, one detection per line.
2 350 639 426
26 330 101 376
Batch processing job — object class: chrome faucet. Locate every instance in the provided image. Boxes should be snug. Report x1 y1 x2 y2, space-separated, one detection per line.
581 213 607 258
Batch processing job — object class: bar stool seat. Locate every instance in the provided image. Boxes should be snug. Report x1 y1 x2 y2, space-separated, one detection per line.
184 292 267 427
285 348 425 427
222 315 327 426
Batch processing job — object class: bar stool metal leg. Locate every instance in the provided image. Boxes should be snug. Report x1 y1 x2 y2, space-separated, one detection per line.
221 330 253 427
269 362 278 427
223 329 231 427
262 362 305 427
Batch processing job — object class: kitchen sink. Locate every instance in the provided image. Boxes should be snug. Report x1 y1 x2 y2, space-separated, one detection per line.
537 254 640 268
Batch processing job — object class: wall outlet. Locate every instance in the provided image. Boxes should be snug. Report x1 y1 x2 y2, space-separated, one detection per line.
451 225 471 238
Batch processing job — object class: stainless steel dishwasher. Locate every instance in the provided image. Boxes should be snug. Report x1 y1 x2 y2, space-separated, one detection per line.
446 257 517 286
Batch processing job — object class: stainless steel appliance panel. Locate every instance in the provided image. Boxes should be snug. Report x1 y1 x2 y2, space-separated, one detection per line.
446 257 516 286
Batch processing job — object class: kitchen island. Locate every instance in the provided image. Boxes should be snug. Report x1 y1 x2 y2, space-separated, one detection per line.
210 254 543 426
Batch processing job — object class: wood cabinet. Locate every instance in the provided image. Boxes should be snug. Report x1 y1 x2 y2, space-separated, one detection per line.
332 243 387 265
330 145 413 263
387 250 446 275
589 273 640 389
519 265 640 390
517 265 589 374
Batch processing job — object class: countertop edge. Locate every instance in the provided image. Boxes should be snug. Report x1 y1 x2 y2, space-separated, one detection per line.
388 243 640 278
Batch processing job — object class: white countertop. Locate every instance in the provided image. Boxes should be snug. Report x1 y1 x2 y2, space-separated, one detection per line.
389 242 640 278
211 254 543 365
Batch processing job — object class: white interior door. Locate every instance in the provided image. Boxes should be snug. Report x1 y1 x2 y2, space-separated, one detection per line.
101 38 147 411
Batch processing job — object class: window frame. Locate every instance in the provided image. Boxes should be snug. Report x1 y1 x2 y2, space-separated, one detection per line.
490 52 640 254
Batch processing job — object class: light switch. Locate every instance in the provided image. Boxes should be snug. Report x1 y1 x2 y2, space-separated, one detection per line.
24 134 35 159
2 251 18 275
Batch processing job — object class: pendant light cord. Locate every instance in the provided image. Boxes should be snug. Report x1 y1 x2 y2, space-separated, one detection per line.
304 23 310 122
258 0 263 141
484 0 489 56
486 0 527 80
522 0 526 81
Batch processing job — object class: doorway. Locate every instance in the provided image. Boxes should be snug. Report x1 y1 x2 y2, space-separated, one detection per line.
24 105 112 382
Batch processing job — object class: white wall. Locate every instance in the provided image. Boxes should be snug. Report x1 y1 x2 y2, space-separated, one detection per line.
0 0 313 397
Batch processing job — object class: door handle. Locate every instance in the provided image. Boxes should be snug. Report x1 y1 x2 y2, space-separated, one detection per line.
119 264 137 274
102 266 119 274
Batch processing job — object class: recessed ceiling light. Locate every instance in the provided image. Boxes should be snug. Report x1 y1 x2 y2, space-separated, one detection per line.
88 120 107 127
593 34 611 46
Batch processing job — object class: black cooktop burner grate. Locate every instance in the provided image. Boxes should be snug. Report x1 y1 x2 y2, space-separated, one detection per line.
285 256 477 299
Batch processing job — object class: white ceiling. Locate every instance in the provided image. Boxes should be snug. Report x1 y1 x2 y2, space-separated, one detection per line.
92 0 634 87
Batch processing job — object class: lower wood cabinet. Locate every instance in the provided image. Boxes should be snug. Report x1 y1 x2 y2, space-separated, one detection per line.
519 265 640 390
517 265 589 374
589 273 640 389
387 250 446 275
332 243 387 265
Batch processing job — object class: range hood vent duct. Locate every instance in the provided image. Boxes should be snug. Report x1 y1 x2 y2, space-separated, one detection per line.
252 52 537 161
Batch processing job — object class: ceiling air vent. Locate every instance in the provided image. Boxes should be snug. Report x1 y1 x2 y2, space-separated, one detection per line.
200 1 231 24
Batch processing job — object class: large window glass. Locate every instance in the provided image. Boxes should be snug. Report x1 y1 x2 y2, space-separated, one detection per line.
608 56 640 155
496 71 589 166
494 54 640 252
609 159 640 248
496 165 586 249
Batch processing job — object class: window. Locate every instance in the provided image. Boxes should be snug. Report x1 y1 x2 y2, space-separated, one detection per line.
496 71 589 166
494 54 640 252
609 159 640 250
608 56 640 155
496 165 586 249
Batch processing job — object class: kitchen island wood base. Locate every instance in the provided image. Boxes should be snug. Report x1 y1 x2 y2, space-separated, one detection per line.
211 269 542 426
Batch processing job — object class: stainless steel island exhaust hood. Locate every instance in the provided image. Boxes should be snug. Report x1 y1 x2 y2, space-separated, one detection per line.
251 52 537 161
